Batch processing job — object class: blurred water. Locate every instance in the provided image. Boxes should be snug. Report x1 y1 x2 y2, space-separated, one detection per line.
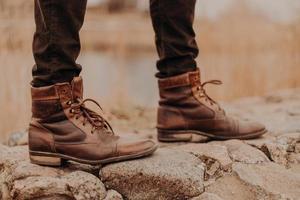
78 50 300 108
88 0 300 24
196 0 300 23
78 52 159 107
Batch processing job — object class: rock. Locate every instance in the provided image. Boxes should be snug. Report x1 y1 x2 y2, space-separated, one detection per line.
104 190 123 200
192 192 223 200
175 143 232 170
224 89 300 134
64 171 107 200
0 145 107 200
221 140 270 164
245 134 276 149
205 175 257 200
289 163 300 174
232 163 300 199
14 177 65 200
100 148 205 200
276 132 300 152
248 133 300 166
288 153 300 165
173 143 232 180
260 142 288 166
295 143 300 153
6 131 28 146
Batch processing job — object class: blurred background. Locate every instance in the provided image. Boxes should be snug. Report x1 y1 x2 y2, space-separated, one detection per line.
0 0 300 142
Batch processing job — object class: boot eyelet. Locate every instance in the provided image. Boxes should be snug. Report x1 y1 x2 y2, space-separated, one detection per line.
70 109 74 113
60 87 68 94
67 101 72 105
82 123 85 126
75 116 79 120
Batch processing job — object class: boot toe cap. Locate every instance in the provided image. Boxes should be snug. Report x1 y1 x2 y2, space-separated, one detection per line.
238 120 267 137
117 136 158 157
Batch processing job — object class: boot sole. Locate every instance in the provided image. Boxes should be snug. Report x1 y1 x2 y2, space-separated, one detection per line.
29 144 158 167
157 129 267 142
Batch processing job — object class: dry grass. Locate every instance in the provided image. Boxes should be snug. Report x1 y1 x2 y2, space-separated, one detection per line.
0 2 300 142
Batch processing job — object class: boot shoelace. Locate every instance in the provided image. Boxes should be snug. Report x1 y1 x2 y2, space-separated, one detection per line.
68 98 114 134
196 80 224 111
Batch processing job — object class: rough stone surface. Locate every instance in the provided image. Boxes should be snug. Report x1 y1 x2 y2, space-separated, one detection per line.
0 145 107 200
1 89 300 199
261 142 288 166
220 140 270 164
100 148 205 200
174 143 232 170
245 134 276 149
205 175 258 200
173 143 232 180
192 192 223 200
104 190 123 200
233 163 300 199
224 88 300 134
289 153 300 164
246 133 300 166
6 131 28 147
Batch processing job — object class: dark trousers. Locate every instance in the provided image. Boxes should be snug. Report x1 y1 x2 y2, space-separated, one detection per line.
32 0 199 87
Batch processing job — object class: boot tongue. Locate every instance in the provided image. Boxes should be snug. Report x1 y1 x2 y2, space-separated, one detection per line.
71 77 83 100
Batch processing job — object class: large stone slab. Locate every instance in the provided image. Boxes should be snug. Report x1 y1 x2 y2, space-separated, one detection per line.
174 143 232 170
233 162 300 199
173 143 232 180
245 134 276 149
205 175 257 200
0 145 107 200
100 148 205 200
260 142 288 166
246 132 300 166
220 140 270 164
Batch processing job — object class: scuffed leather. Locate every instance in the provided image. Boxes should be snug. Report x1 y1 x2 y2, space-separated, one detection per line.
158 69 266 139
29 77 156 161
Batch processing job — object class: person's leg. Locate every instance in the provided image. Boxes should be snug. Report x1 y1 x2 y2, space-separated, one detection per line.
32 0 86 87
150 0 267 142
29 0 157 167
150 0 198 78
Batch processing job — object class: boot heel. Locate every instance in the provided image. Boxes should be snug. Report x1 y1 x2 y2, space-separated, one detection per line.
30 154 63 167
158 129 210 143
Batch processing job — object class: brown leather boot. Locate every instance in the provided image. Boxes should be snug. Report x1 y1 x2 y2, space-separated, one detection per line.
157 69 267 142
29 77 157 166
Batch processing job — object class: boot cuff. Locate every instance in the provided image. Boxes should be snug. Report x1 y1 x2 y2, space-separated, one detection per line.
31 77 83 100
158 68 200 89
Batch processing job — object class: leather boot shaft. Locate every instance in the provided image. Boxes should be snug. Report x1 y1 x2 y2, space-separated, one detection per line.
157 69 267 142
158 69 220 131
29 77 157 166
